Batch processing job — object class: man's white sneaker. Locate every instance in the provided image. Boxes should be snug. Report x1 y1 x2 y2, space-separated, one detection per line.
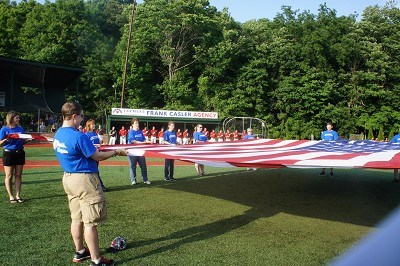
143 180 151 185
131 180 137 185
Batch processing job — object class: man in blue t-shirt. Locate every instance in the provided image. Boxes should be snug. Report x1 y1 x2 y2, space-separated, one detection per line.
320 122 338 177
127 118 150 185
53 102 125 266
163 121 177 181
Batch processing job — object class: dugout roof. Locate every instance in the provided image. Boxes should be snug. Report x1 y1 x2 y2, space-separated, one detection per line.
107 114 221 132
0 56 84 113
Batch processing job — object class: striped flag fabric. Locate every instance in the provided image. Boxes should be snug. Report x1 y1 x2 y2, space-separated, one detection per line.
100 139 400 169
7 133 53 142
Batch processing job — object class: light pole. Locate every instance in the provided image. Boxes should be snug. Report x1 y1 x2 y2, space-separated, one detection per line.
121 0 137 108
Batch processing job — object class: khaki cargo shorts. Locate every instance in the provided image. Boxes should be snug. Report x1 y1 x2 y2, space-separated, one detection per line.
62 172 107 226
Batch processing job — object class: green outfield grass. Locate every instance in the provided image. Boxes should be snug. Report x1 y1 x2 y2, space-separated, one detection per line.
1 147 400 265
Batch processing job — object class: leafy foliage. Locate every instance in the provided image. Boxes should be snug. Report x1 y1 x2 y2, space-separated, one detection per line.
1 0 400 139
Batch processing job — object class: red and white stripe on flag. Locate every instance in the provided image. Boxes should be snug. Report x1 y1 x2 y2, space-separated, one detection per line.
7 133 53 142
99 139 400 169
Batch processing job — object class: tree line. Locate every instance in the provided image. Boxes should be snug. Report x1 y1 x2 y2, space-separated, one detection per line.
1 0 400 139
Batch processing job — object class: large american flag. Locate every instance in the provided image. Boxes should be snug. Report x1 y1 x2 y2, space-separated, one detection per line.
100 139 400 169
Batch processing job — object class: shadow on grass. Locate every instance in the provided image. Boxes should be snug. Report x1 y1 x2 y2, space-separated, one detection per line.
162 168 400 227
114 168 400 262
118 207 265 263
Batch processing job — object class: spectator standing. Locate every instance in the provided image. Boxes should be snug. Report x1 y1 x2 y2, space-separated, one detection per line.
119 126 127 144
0 111 28 203
108 126 117 145
53 102 126 266
127 118 151 185
163 121 177 181
39 121 46 132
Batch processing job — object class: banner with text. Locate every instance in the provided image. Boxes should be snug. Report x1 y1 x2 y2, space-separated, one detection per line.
112 108 219 119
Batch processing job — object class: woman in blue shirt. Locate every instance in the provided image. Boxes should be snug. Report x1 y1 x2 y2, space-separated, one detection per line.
193 124 207 176
85 119 107 191
0 111 28 203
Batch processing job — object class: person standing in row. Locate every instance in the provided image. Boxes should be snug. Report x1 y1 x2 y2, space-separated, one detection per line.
193 124 207 176
127 118 151 185
209 129 217 142
53 101 126 266
163 121 177 181
225 129 232 141
85 120 107 191
320 122 338 176
108 126 117 145
119 126 127 144
217 129 225 142
150 126 158 144
176 128 182 145
0 111 28 203
142 126 150 142
244 128 257 171
182 129 189 145
158 127 165 144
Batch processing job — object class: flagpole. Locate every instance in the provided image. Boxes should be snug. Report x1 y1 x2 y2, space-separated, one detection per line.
121 0 137 108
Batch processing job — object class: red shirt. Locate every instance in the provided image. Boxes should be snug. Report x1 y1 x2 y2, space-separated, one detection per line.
183 131 189 138
210 131 216 139
150 129 157 137
119 129 127 136
217 132 224 139
158 131 164 138
177 131 182 138
225 132 232 140
142 129 149 136
233 132 240 140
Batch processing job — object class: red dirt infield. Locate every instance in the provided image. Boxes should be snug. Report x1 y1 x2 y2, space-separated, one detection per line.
4 142 193 169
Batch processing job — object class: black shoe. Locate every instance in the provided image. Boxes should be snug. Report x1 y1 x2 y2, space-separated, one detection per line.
319 171 326 176
169 177 176 181
329 172 334 177
164 178 171 181
72 247 90 263
90 257 115 266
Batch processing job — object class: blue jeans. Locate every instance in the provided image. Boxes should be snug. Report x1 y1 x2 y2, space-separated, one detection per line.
128 156 148 182
164 159 175 179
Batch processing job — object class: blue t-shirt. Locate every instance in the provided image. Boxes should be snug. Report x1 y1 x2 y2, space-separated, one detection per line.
321 130 338 141
194 131 208 142
164 130 177 144
53 127 98 173
85 131 100 145
390 134 400 143
127 129 146 143
244 134 256 140
0 126 25 150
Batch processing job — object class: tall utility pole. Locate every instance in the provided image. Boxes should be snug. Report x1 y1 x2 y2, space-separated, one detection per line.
121 0 137 108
